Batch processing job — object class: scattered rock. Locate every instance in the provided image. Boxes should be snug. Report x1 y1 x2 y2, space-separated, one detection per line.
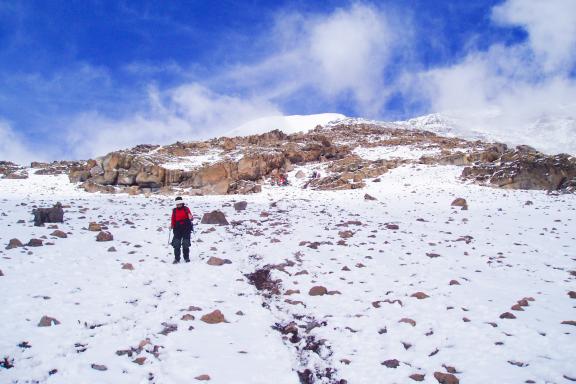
5 238 23 250
449 280 460 285
0 269 3 276
91 364 107 371
88 222 102 231
107 247 117 252
122 263 134 270
234 201 248 211
399 318 416 327
410 373 425 381
206 257 231 266
38 316 60 327
499 312 516 319
33 203 64 226
364 193 377 201
451 198 468 210
200 310 226 324
96 231 113 242
27 239 43 247
201 210 229 225
159 323 178 335
181 314 195 321
386 223 399 230
50 230 67 238
568 291 576 299
411 292 429 299
195 375 211 381
434 372 459 384
381 359 400 368
309 286 328 296
561 320 576 326
133 357 146 365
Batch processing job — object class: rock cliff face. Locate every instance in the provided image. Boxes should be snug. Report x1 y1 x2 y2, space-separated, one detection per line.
63 121 576 195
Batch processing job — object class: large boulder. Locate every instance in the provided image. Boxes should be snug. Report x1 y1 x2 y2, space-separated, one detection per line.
201 211 229 225
33 203 64 227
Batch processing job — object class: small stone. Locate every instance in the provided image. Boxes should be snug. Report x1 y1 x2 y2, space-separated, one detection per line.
50 230 67 238
561 320 576 326
434 371 459 384
122 263 134 270
410 374 425 382
451 198 467 210
449 280 460 285
181 314 195 321
568 291 576 299
399 318 416 327
234 201 248 211
38 316 60 327
206 257 231 266
201 211 229 225
411 292 429 299
284 289 300 295
382 359 400 368
27 239 43 247
91 364 107 371
195 374 211 381
201 310 226 324
364 193 377 201
133 357 146 365
107 247 117 252
5 238 23 249
309 286 328 296
386 224 399 230
96 231 113 242
88 222 102 231
511 304 524 311
499 312 516 319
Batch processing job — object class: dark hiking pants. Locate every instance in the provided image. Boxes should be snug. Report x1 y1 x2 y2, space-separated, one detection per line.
171 230 191 262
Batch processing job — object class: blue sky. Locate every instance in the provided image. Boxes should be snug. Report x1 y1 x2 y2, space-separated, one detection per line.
1 0 575 162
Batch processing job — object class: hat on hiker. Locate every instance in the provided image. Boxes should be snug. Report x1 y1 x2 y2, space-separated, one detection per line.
175 196 184 206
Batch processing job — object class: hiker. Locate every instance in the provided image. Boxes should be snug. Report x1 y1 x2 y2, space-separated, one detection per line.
170 196 194 264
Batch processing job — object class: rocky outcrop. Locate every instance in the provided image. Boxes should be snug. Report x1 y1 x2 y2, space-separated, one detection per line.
33 203 64 226
461 147 576 192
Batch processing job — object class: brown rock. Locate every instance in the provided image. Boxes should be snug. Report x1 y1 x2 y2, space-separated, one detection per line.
449 280 460 285
88 222 102 231
122 263 134 270
309 286 328 296
195 375 211 381
201 210 229 225
568 291 576 299
411 292 429 299
27 239 43 247
38 316 60 327
200 310 226 324
451 198 468 210
381 359 400 368
410 374 425 381
234 201 248 211
181 314 195 321
399 318 416 327
338 230 354 239
386 223 399 230
91 364 107 371
133 357 146 365
6 238 23 249
50 230 67 238
96 231 113 242
364 193 377 201
284 289 300 295
206 257 231 266
499 312 516 319
434 372 459 384
561 320 576 326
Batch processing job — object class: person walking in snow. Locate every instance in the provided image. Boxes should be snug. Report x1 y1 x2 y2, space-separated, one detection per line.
170 196 194 264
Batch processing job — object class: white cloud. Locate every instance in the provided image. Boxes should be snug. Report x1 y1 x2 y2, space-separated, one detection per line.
65 84 281 159
0 120 42 165
409 0 576 154
226 3 401 115
492 0 576 73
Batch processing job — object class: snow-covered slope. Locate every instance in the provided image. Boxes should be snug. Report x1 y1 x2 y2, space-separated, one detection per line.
1 161 575 383
225 113 346 137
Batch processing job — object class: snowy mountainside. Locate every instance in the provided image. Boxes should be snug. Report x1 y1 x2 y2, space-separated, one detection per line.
225 113 346 137
1 156 575 383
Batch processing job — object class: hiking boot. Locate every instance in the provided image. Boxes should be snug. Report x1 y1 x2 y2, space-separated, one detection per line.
173 259 180 264
184 258 190 263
